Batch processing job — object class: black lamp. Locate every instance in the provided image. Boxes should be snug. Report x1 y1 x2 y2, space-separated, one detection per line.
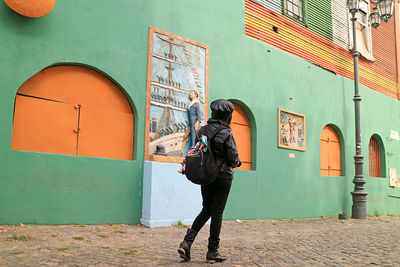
347 0 360 15
370 6 381 28
377 0 395 22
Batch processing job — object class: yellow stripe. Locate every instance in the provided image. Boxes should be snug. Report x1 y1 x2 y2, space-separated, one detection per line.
246 10 397 92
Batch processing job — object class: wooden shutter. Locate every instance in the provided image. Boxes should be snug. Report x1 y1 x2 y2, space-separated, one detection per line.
230 104 252 170
332 0 350 49
307 0 333 41
77 105 134 160
369 136 381 177
320 126 341 176
251 0 282 14
12 95 78 155
12 65 134 160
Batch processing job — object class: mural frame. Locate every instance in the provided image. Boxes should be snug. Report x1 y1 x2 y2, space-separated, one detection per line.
144 27 209 163
278 108 306 151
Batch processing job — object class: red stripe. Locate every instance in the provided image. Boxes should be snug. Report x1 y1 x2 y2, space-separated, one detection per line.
246 25 397 98
245 0 397 98
246 1 396 82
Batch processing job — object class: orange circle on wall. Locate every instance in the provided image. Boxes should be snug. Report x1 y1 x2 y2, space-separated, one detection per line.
4 0 56 18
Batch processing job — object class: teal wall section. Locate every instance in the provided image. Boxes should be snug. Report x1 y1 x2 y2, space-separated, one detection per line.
0 0 149 224
0 152 141 224
1 0 400 224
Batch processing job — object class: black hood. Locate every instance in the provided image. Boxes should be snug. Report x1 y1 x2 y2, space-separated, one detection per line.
210 99 234 123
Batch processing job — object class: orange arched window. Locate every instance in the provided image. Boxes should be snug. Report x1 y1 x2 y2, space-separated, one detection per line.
369 136 381 177
230 103 252 170
12 65 134 160
320 126 341 176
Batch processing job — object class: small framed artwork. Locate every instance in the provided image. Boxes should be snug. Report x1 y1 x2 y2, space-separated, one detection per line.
278 108 306 151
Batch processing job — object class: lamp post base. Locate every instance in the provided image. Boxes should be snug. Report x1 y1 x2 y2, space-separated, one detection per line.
351 191 368 219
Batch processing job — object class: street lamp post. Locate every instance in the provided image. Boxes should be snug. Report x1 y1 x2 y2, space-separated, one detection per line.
347 0 396 219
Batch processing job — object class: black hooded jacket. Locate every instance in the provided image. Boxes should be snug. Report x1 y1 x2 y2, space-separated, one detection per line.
195 100 241 176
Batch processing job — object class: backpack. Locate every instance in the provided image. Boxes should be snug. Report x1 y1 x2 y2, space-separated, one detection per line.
183 125 225 185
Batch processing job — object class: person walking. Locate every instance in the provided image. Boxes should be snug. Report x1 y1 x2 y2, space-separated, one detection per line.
178 99 241 263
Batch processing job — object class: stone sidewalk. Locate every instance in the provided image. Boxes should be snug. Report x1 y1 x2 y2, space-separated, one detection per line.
1 216 400 266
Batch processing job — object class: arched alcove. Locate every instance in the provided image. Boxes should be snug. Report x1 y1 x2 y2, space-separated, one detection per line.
12 65 135 160
320 124 344 176
369 134 386 178
229 99 257 170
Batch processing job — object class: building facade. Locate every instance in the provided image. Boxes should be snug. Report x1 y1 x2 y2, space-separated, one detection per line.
1 0 400 225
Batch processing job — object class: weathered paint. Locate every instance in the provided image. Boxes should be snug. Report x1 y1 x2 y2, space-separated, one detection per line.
141 161 203 227
251 0 282 14
1 0 400 225
331 0 350 49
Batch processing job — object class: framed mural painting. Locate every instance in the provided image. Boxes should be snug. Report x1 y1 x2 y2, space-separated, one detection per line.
278 108 306 151
145 27 209 163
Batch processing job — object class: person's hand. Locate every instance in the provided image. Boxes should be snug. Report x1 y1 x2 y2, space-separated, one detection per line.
194 121 200 131
234 161 242 170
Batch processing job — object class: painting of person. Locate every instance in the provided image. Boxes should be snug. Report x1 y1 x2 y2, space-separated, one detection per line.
280 125 288 146
278 109 306 151
288 117 295 143
298 121 304 147
188 90 202 146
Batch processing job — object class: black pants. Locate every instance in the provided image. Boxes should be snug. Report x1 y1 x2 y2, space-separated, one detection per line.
191 175 232 241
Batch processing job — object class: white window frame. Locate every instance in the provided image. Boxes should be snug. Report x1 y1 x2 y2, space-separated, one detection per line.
284 0 305 23
348 0 375 61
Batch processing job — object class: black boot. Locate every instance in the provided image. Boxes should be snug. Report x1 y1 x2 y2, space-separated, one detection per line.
178 228 198 261
206 239 227 263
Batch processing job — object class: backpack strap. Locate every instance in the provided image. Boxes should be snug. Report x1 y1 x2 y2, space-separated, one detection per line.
206 124 226 141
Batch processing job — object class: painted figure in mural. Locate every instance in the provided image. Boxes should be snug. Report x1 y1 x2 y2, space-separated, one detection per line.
289 117 295 143
298 121 304 147
178 99 241 263
188 90 202 146
280 125 288 146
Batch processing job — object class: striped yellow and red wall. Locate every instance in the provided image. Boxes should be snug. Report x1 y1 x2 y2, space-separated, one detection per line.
245 0 398 99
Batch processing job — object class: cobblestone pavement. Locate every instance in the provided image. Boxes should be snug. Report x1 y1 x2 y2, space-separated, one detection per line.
1 216 400 266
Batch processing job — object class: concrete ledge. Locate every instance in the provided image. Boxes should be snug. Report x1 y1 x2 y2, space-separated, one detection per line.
140 218 196 228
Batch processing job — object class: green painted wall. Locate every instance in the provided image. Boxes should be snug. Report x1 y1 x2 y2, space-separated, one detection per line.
0 0 149 224
0 0 399 225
